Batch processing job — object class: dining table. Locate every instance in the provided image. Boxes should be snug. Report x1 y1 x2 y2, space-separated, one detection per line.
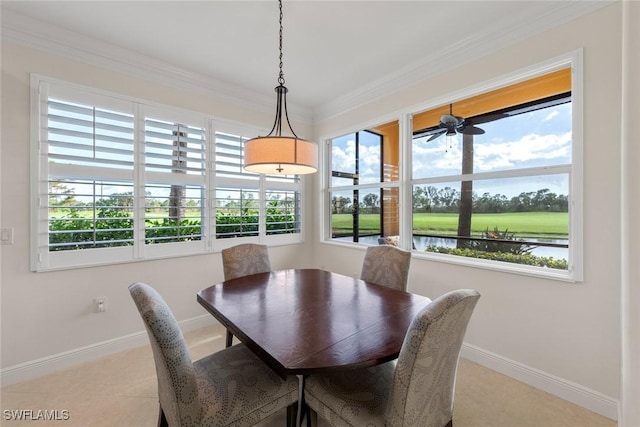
196 268 432 426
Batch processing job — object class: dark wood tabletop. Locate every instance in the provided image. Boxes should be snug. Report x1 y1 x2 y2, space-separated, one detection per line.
197 268 432 378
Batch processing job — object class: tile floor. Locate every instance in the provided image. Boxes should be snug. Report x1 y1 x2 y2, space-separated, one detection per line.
1 324 616 427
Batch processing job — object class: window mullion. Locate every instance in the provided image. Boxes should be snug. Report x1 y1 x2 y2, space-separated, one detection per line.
259 175 266 240
134 103 146 260
329 182 400 192
400 113 413 252
206 119 215 252
411 164 572 187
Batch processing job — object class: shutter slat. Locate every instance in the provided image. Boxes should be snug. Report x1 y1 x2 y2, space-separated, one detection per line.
49 114 134 135
49 136 133 152
144 118 207 177
47 98 134 172
145 119 205 134
145 140 206 155
49 153 134 168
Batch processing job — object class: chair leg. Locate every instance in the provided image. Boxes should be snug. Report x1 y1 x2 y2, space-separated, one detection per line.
225 330 233 348
444 419 453 427
157 406 168 427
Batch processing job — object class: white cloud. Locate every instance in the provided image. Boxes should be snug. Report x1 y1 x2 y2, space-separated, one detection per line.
331 138 382 184
411 131 571 178
357 143 381 183
331 138 355 172
474 132 571 171
543 110 559 122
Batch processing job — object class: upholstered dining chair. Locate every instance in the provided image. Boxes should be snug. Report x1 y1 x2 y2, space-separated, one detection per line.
360 245 412 291
304 288 480 427
129 282 297 427
221 243 272 280
221 243 272 347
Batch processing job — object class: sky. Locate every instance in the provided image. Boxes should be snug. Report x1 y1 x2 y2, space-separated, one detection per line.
331 101 572 199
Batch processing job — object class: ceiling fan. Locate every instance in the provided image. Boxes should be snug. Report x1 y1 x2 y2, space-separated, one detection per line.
427 104 486 142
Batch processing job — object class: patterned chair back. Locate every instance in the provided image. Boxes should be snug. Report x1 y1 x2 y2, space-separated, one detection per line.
129 282 202 426
222 243 272 280
360 245 412 291
386 289 481 427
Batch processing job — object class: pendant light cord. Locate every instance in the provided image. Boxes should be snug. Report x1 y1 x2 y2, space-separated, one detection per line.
266 0 299 139
278 0 285 86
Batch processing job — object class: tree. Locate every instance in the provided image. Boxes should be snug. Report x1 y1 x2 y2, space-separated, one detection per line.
49 181 77 207
457 134 473 248
413 186 431 212
95 192 133 208
438 187 459 211
362 193 379 209
331 196 352 214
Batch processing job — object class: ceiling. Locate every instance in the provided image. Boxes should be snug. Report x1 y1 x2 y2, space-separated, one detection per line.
1 1 611 120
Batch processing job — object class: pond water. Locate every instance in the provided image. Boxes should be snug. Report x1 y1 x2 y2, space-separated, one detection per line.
411 236 568 260
336 235 568 261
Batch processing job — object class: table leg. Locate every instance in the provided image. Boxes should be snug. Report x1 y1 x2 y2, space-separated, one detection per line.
286 404 296 427
296 375 305 427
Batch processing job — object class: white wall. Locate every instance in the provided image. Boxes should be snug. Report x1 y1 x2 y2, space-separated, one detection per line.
0 42 314 371
312 2 623 416
1 1 634 422
620 1 640 425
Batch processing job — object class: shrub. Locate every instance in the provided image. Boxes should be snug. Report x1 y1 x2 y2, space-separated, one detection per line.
471 227 534 255
425 245 568 270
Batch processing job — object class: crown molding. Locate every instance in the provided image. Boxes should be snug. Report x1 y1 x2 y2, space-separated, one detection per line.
2 2 613 126
312 0 615 123
1 9 313 124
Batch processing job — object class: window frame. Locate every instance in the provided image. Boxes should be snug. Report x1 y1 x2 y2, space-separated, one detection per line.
320 51 583 282
327 124 403 246
30 75 305 272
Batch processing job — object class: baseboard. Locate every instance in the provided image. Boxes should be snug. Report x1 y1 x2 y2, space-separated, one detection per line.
2 324 620 421
461 343 619 421
0 314 217 387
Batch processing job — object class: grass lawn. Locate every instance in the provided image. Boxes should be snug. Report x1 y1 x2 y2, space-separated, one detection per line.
333 211 568 239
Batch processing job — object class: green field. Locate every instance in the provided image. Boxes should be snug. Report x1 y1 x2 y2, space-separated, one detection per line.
332 211 568 239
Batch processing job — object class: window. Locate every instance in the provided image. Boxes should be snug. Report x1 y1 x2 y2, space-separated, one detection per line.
412 91 572 272
328 121 400 246
46 96 135 253
32 77 303 271
143 110 208 259
323 56 582 281
213 129 301 246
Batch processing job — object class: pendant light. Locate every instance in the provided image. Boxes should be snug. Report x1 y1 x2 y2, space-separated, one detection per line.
243 0 318 175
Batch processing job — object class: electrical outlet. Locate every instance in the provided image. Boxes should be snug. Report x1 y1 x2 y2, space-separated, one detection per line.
95 298 107 313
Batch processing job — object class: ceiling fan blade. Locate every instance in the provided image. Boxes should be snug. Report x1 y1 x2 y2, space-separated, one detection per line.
427 130 446 142
468 112 509 125
458 125 485 135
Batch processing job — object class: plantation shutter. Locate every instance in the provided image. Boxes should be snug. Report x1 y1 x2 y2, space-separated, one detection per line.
143 118 207 245
214 129 302 239
45 96 136 254
214 131 260 239
47 99 135 170
265 188 301 235
34 77 306 271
